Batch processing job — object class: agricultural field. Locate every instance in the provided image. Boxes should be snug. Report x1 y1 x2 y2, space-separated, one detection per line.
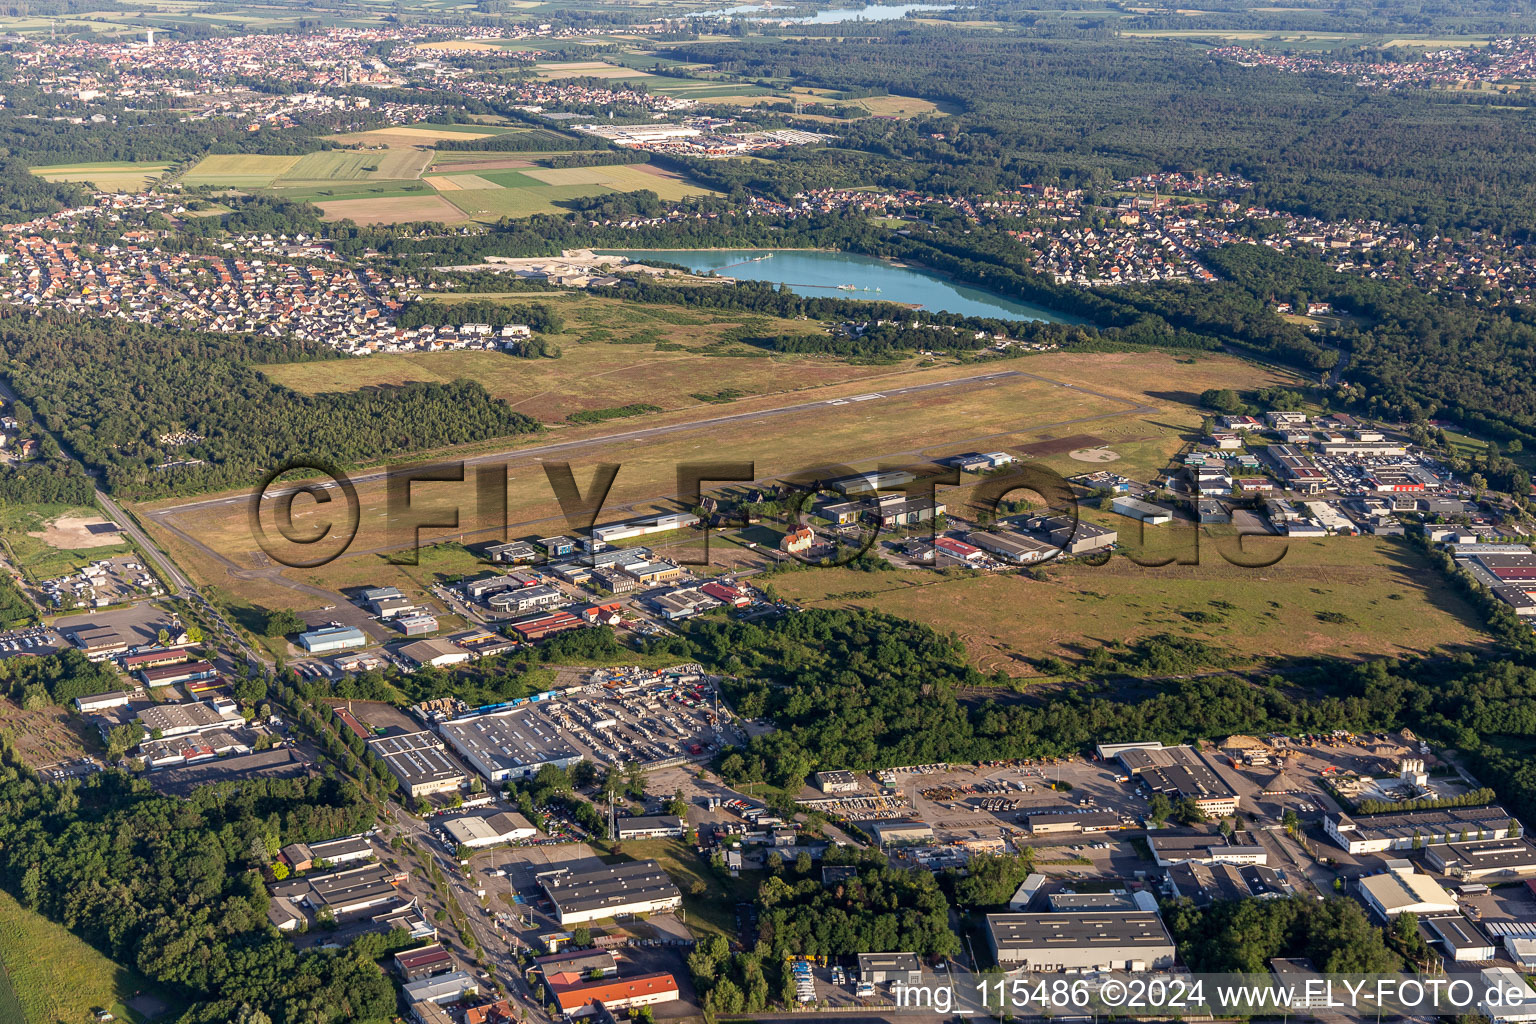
769 535 1490 677
311 161 714 222
314 193 471 225
534 59 656 80
274 147 433 183
0 889 172 1024
329 122 523 146
180 153 301 188
30 160 171 190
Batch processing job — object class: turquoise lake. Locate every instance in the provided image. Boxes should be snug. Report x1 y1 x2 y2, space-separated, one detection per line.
603 249 1070 322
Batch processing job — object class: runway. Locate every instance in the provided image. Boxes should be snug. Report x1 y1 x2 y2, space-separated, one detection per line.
146 368 1062 517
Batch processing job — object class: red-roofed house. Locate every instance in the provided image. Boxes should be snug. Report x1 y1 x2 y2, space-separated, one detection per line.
780 527 814 555
700 581 750 608
933 537 984 563
464 999 516 1024
553 972 680 1018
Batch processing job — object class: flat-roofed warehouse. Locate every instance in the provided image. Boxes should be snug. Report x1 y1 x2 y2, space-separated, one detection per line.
1118 744 1239 816
272 862 408 922
442 811 537 849
440 707 581 784
1325 805 1518 854
1425 837 1536 880
539 859 683 926
986 912 1177 972
1025 810 1122 835
367 730 466 797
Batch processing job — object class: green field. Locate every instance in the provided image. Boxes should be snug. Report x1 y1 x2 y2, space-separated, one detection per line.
0 889 171 1024
0 503 134 582
440 182 614 217
273 147 431 183
592 837 755 942
429 162 715 219
265 180 435 202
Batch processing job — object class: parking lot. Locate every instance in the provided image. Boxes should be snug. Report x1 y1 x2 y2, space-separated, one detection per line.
39 553 163 609
35 755 103 782
534 673 728 771
0 625 65 659
55 602 177 646
898 759 1145 834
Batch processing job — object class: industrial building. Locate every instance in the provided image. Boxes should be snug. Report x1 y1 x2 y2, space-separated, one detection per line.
1324 806 1519 854
485 540 537 564
1425 915 1498 962
396 614 438 637
121 647 191 671
986 912 1177 972
551 972 680 1019
271 861 410 923
535 949 619 986
857 953 922 986
74 689 135 712
1024 810 1121 835
297 625 367 653
401 638 471 669
140 660 216 687
442 811 537 849
1015 513 1117 556
591 512 699 545
403 970 478 1007
1164 862 1292 905
507 610 584 642
1358 867 1459 919
1270 959 1332 1009
824 469 916 496
303 834 373 868
965 530 1056 564
440 707 582 784
815 770 861 794
1425 837 1536 880
539 860 683 926
487 584 565 615
862 819 935 848
136 698 243 738
368 731 467 797
1118 744 1240 816
1048 891 1160 913
1111 496 1175 524
1148 828 1268 866
67 626 130 661
395 944 455 981
614 815 686 840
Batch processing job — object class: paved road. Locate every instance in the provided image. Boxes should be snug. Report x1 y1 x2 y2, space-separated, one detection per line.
387 805 550 1020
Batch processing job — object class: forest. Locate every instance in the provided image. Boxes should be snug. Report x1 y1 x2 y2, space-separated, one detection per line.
0 311 540 498
0 745 396 1023
642 607 1536 822
754 860 960 958
667 30 1536 235
1163 896 1423 974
